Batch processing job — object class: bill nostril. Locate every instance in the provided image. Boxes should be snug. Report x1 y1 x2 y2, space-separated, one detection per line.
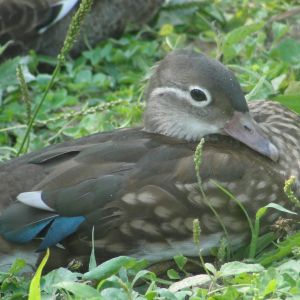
243 125 252 133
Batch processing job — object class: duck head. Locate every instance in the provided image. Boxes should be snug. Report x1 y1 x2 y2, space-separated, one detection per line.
144 49 279 161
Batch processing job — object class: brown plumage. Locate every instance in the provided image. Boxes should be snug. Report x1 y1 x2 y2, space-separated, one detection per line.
0 0 78 37
0 0 79 58
0 50 299 272
0 0 163 58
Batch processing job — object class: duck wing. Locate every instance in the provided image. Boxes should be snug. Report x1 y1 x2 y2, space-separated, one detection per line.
0 129 291 268
0 0 78 38
0 128 188 250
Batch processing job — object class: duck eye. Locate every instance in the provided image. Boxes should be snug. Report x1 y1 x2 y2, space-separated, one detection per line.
190 89 207 102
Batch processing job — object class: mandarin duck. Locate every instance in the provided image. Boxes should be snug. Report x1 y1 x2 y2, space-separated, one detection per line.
0 50 299 272
0 0 163 58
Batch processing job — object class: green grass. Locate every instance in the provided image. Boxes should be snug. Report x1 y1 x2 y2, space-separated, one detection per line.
0 0 300 299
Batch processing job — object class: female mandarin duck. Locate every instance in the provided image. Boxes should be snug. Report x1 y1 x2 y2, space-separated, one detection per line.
0 50 299 271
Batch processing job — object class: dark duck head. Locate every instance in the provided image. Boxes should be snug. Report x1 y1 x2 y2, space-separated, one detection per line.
144 50 279 161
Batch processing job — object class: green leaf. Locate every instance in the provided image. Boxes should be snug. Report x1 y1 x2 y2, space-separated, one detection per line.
258 232 300 266
246 76 274 101
29 248 49 300
145 290 157 300
249 203 295 259
89 227 97 271
53 281 101 298
223 22 265 61
264 203 297 215
0 41 13 56
204 263 217 276
219 261 264 277
174 255 187 271
270 38 300 65
271 22 289 43
75 69 93 83
83 48 102 66
255 232 276 254
0 57 20 87
83 256 142 280
285 81 300 95
8 259 26 275
219 286 240 299
273 94 300 114
271 74 287 92
167 269 180 280
256 207 268 219
263 279 277 297
277 259 300 273
131 270 154 287
159 24 174 36
157 288 181 300
100 287 128 299
42 267 81 295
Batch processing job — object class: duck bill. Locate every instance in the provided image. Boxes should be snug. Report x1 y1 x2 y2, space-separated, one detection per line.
224 111 279 162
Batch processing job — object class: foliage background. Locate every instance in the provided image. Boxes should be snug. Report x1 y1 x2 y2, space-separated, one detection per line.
1 0 300 160
0 0 300 299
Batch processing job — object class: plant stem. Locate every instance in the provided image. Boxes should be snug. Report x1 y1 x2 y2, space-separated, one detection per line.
17 0 94 156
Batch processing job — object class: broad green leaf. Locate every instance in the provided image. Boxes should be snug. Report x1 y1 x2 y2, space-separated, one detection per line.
167 269 180 280
273 94 300 114
42 267 81 295
159 24 174 36
54 281 101 298
145 290 157 300
258 232 300 266
8 259 26 275
246 76 274 101
271 22 289 43
285 81 300 95
131 270 154 287
255 232 276 254
100 287 128 299
220 286 240 299
256 207 268 219
75 69 93 83
271 74 287 92
220 261 264 277
277 259 300 273
204 263 217 276
270 38 300 65
157 288 181 300
169 274 211 293
174 255 187 271
0 57 20 87
263 279 277 297
223 22 265 61
83 48 102 66
83 256 141 280
29 248 49 300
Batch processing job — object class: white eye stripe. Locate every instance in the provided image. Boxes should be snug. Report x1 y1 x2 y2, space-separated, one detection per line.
150 87 191 102
150 86 212 107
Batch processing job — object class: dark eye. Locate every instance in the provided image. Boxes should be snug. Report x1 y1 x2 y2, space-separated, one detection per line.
190 89 207 102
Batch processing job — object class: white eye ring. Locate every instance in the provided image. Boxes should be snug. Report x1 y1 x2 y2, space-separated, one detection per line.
188 86 212 107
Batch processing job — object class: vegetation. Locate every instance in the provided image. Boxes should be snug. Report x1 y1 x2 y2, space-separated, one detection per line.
0 0 299 299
